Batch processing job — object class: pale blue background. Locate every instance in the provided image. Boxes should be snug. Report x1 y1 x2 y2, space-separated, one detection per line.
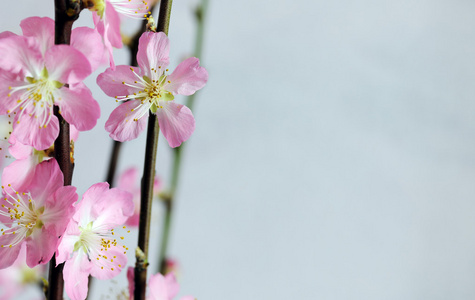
1 0 475 299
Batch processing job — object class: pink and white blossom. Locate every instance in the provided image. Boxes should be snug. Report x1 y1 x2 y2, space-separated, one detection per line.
0 33 100 150
127 267 195 300
88 0 150 68
0 159 77 269
56 182 134 300
97 31 208 147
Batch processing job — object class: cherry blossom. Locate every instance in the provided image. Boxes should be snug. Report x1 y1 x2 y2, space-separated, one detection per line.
56 182 134 300
127 267 195 300
97 31 208 147
0 33 100 150
0 159 77 269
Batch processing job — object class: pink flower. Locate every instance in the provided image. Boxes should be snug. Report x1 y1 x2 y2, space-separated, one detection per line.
97 32 208 147
0 33 100 150
0 159 78 269
0 243 46 300
117 166 162 227
88 0 150 68
56 182 134 300
127 267 195 300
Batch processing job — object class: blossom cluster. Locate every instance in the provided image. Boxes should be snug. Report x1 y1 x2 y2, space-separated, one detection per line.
0 1 206 299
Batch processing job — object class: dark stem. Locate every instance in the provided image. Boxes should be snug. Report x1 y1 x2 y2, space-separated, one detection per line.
157 0 209 274
48 0 81 299
134 1 174 299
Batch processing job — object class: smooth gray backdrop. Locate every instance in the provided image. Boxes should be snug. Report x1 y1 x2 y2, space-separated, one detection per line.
1 0 475 299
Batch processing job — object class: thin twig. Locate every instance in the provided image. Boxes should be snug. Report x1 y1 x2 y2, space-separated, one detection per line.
134 1 174 299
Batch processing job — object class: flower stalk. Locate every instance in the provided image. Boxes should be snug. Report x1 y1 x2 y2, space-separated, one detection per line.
158 0 209 274
48 0 82 299
134 1 174 299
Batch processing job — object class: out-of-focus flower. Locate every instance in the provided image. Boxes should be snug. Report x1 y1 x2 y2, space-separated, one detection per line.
117 166 162 227
127 267 195 300
0 159 77 269
0 33 100 150
97 31 208 147
0 243 46 300
56 182 134 300
87 0 150 68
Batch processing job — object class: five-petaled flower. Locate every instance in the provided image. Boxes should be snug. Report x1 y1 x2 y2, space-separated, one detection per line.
56 182 134 300
127 266 195 300
97 31 208 147
0 159 77 269
0 30 100 150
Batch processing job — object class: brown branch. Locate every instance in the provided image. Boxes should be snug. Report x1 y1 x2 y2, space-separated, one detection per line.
134 1 174 299
47 0 82 299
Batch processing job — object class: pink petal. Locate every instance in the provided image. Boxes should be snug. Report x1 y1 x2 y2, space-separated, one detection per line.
42 185 78 236
0 71 27 115
137 32 170 73
126 213 140 227
25 228 58 267
105 100 148 142
24 159 64 207
20 16 54 56
97 65 144 98
81 183 134 228
0 231 22 269
8 135 34 159
70 124 80 142
127 266 135 299
94 1 122 68
166 57 208 96
0 36 42 75
63 251 91 300
148 273 179 300
104 1 123 49
0 31 17 39
156 101 195 148
118 167 139 194
1 157 37 192
13 112 59 152
164 273 180 299
55 83 100 131
56 222 80 264
71 26 106 72
45 45 92 84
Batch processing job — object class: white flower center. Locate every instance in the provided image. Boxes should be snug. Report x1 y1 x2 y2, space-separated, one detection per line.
8 68 62 129
0 184 44 248
74 222 129 272
116 67 174 121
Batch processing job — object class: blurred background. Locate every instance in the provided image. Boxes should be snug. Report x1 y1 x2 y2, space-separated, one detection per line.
2 0 475 299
